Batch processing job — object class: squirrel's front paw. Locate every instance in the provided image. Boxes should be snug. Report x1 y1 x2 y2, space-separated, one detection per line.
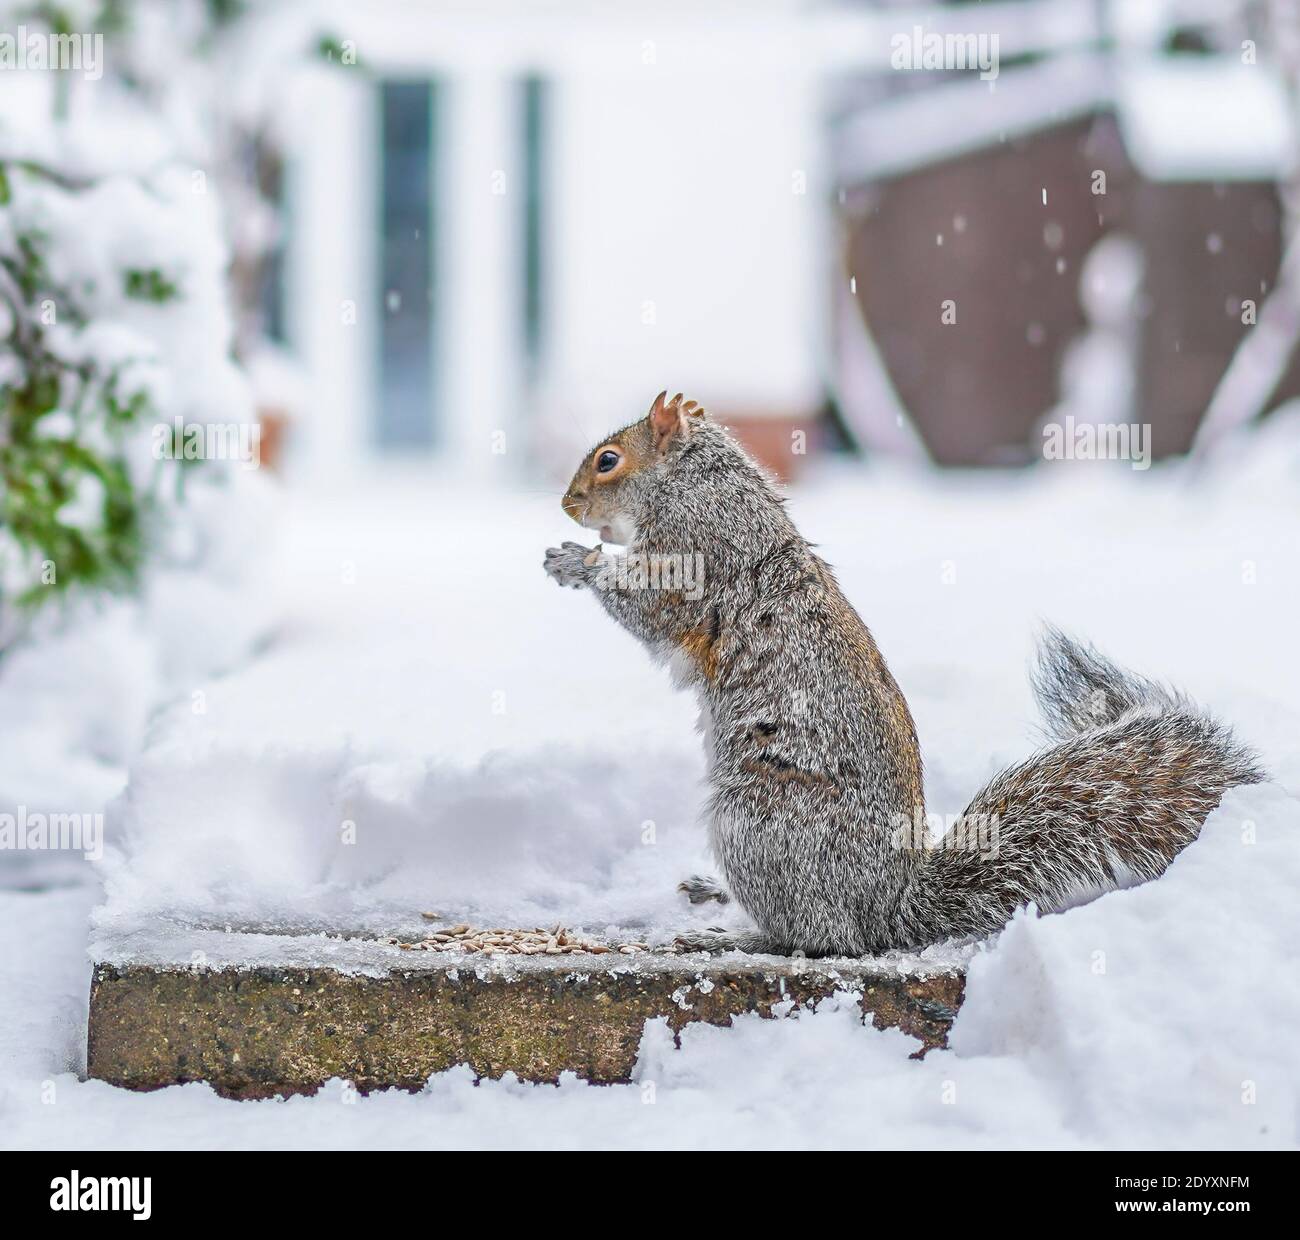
677 875 730 905
543 541 601 589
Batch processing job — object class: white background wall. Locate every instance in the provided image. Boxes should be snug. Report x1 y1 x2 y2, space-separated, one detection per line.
546 43 826 444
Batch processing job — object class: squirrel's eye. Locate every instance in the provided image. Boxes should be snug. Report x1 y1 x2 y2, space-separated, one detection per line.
596 449 621 474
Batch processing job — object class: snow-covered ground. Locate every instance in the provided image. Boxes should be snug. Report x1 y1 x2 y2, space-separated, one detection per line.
3 412 1299 1149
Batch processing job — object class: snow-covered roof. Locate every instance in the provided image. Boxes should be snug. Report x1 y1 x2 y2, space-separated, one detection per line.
835 52 1112 185
837 50 1296 187
1116 56 1296 182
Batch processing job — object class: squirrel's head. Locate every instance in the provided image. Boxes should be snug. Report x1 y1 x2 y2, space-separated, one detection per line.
561 390 706 544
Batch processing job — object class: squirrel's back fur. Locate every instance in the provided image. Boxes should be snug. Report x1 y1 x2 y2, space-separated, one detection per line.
545 394 1264 954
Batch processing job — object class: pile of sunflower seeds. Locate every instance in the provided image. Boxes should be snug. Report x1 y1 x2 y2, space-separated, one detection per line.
384 919 660 956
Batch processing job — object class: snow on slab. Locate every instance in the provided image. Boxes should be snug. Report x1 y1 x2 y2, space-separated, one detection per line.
87 919 971 981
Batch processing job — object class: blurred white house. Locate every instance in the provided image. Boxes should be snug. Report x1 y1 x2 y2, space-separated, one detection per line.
278 0 838 482
269 0 1296 480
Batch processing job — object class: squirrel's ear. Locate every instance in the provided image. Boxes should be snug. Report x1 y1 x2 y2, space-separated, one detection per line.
647 390 694 454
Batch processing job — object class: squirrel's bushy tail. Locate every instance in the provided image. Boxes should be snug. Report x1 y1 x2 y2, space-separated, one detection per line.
1029 624 1184 738
907 629 1264 944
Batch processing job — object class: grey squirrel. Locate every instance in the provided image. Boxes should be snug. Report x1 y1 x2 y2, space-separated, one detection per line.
543 392 1264 955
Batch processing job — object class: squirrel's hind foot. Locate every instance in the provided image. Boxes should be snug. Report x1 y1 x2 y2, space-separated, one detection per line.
677 874 730 905
673 928 782 956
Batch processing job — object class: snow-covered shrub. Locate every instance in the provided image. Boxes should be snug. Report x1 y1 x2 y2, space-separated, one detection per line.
0 1 328 843
0 0 330 639
0 158 254 625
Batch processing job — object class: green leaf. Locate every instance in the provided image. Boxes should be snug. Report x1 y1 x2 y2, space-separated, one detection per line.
124 268 180 302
